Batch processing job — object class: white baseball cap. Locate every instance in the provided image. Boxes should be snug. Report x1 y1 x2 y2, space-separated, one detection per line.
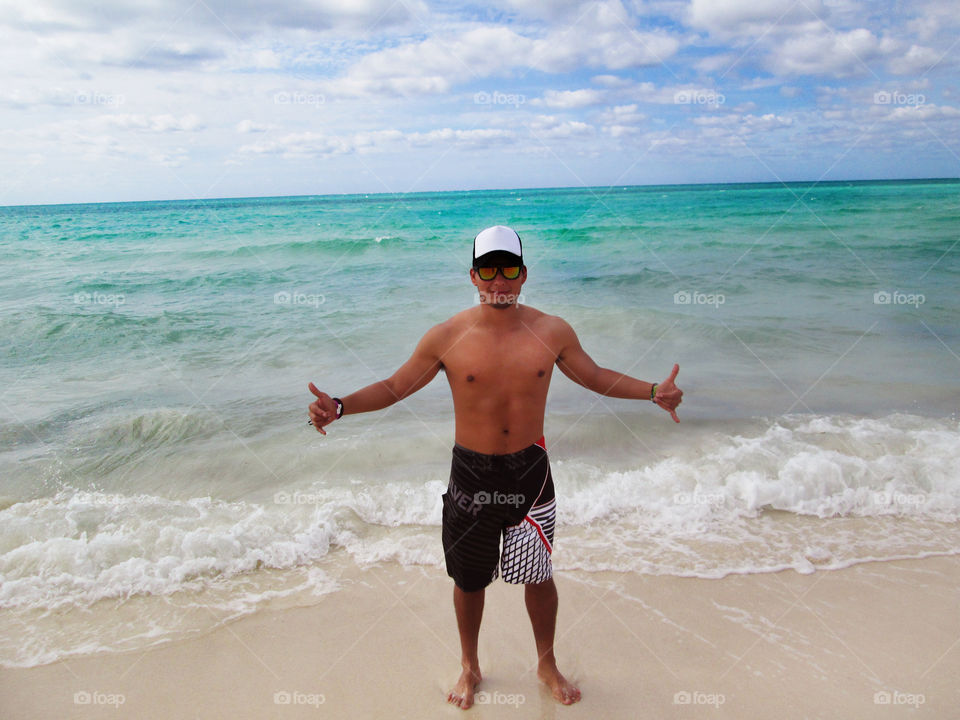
473 225 523 266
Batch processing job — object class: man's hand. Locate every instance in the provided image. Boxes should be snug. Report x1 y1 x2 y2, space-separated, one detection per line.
654 364 683 423
307 382 338 435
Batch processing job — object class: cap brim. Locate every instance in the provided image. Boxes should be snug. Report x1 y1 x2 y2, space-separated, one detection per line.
473 250 522 267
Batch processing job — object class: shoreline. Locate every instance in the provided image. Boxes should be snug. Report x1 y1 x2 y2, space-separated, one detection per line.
2 556 957 718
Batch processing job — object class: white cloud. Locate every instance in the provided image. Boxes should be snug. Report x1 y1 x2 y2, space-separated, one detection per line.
626 82 725 105
881 103 960 123
906 0 960 43
236 120 275 133
768 26 891 77
591 74 633 88
527 115 594 139
487 0 587 21
323 26 516 98
534 89 606 109
100 114 204 132
688 0 825 38
0 0 427 36
695 53 738 74
888 44 942 75
597 103 646 124
323 17 680 99
0 87 77 108
239 126 518 159
692 113 792 129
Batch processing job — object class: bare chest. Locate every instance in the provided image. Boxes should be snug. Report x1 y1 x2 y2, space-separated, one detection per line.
441 325 558 391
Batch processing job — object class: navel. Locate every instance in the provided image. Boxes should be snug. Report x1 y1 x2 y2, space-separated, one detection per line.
537 369 545 377
466 374 475 382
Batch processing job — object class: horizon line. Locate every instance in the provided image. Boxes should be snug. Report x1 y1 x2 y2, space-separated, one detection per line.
4 176 958 211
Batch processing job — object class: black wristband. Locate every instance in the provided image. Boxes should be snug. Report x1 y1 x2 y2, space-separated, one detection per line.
332 397 344 419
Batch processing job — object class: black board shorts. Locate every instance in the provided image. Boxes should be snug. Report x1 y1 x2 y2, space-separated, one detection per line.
441 436 556 592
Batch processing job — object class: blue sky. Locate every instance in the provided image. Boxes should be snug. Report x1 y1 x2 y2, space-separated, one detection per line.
1 0 958 205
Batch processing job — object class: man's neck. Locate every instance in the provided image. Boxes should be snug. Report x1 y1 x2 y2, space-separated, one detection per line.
476 302 524 329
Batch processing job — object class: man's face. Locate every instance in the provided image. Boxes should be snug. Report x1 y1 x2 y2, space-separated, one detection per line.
470 264 527 309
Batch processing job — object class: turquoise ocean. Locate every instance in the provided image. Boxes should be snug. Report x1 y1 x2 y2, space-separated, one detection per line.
2 180 959 667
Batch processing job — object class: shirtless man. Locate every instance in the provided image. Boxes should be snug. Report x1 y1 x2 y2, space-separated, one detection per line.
307 225 683 709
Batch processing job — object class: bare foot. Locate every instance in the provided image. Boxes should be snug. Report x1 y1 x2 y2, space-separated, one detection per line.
538 662 581 705
447 666 482 710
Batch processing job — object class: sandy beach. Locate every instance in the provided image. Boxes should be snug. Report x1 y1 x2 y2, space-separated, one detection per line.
2 554 957 719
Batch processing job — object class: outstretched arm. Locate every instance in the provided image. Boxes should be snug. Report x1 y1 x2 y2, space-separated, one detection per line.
308 325 445 434
555 319 683 422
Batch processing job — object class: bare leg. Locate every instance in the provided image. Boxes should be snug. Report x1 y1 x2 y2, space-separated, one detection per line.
524 578 581 705
448 585 484 709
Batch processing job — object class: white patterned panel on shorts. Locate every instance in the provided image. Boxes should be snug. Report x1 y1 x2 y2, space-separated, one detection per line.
500 499 555 585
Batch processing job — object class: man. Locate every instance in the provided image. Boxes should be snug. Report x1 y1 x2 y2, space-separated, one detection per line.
308 225 683 709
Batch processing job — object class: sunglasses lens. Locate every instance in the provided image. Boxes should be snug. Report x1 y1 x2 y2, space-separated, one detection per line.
501 266 521 279
477 267 497 281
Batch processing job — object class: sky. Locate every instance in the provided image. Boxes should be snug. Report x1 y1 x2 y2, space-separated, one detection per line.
1 0 958 205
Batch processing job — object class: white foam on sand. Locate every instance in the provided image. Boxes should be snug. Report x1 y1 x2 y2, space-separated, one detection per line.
3 412 959 666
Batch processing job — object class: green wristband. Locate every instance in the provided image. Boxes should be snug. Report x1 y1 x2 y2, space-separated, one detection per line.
650 383 658 401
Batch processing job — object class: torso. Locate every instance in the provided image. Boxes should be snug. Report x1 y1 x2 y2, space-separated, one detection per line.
437 304 562 454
